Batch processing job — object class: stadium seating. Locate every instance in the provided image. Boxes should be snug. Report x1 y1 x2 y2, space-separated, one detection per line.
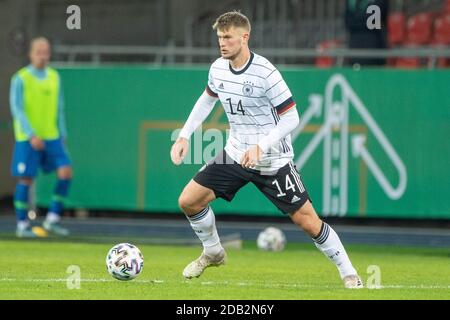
406 12 433 45
387 12 406 66
431 13 450 67
395 12 433 68
388 12 406 46
432 13 450 45
315 40 340 68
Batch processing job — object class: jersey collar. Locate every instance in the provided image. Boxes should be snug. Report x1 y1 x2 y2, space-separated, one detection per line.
28 64 48 79
229 51 254 75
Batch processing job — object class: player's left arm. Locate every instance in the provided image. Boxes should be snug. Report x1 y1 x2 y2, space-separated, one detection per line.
241 68 299 168
57 74 68 142
257 106 299 152
259 68 299 152
241 106 299 168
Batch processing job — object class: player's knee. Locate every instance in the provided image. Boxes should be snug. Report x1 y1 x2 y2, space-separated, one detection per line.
178 193 202 214
57 166 73 180
18 178 33 185
178 193 191 212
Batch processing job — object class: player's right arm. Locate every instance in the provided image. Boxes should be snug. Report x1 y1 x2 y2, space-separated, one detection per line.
10 74 44 150
170 88 218 165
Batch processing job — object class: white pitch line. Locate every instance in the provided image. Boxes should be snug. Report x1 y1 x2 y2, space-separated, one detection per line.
0 278 164 284
0 278 448 290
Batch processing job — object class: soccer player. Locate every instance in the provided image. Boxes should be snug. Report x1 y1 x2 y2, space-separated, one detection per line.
10 37 72 238
170 11 363 288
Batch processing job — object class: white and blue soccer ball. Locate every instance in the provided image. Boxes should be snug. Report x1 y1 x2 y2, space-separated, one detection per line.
106 243 144 281
257 227 286 251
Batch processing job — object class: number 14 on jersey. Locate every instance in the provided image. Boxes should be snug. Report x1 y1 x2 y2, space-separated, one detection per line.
226 98 245 115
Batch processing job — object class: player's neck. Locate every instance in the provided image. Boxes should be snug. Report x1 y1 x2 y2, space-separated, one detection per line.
30 63 47 71
229 49 251 70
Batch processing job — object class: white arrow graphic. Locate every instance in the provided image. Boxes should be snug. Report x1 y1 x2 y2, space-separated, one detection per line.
352 134 406 200
295 118 331 169
293 74 408 215
337 73 407 200
291 94 323 141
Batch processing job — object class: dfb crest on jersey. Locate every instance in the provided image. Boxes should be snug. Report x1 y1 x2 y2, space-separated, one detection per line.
242 81 254 96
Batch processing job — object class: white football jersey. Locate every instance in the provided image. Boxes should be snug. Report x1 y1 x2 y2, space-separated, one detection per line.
206 52 296 171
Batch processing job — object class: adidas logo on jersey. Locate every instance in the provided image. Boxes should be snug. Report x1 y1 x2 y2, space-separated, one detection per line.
291 195 301 203
219 83 224 89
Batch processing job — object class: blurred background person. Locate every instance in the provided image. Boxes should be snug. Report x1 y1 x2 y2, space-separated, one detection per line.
10 37 72 238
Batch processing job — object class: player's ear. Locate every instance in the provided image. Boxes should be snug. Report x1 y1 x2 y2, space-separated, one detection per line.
242 32 250 44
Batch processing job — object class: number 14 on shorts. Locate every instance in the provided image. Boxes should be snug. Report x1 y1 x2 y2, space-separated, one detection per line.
272 173 305 198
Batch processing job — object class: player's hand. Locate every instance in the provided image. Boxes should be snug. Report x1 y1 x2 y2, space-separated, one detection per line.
241 145 263 169
30 136 45 151
170 137 189 165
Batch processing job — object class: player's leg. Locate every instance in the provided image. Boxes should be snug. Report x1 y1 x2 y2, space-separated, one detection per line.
11 141 40 237
178 178 216 215
13 177 38 237
42 139 72 236
178 179 226 278
43 165 72 236
252 162 362 288
289 201 363 288
179 179 222 256
179 150 249 278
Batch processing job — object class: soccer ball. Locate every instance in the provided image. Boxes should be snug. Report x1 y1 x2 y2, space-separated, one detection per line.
106 243 144 281
257 227 286 251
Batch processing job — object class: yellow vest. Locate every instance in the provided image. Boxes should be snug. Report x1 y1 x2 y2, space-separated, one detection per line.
13 67 60 141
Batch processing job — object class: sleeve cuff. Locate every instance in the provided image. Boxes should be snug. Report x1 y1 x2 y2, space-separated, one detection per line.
205 85 218 97
257 138 271 153
178 128 191 140
275 97 295 115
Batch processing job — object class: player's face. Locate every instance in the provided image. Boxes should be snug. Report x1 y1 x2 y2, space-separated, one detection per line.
217 27 249 60
29 41 51 69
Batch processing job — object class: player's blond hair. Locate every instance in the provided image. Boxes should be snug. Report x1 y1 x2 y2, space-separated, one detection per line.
212 11 251 33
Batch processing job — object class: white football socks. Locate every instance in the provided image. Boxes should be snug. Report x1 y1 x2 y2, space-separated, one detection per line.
313 222 357 279
17 220 30 231
186 206 223 257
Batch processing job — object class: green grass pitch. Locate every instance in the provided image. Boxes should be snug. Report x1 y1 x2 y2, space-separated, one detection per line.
0 239 448 300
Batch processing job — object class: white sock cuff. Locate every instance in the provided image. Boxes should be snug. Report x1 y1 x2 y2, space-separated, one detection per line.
187 206 210 222
17 220 30 230
204 242 223 256
312 222 330 245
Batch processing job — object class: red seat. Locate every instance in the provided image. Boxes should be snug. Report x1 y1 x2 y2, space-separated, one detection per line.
395 57 421 68
433 14 450 45
431 14 450 67
388 13 406 46
315 40 340 68
436 57 450 68
406 13 433 45
394 12 433 68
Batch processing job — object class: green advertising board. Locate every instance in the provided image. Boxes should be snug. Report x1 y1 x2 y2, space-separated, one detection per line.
35 66 450 219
